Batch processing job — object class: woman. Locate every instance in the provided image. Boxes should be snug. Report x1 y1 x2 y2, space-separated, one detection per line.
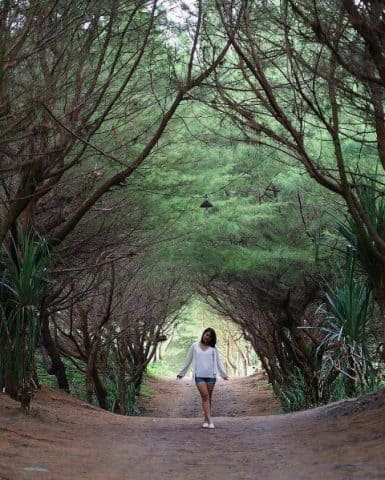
177 327 229 429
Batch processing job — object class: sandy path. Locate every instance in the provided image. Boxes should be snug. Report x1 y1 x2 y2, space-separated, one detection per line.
0 379 385 480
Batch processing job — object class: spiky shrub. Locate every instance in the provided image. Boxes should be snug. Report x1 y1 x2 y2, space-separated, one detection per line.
0 232 51 408
276 367 312 413
336 178 385 289
318 269 377 398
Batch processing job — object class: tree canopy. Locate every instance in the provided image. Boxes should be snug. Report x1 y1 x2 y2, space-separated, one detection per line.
1 0 385 413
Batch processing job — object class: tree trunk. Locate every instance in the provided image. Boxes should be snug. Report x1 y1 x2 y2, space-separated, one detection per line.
92 364 108 410
4 372 18 400
86 344 108 410
118 364 126 415
86 376 93 405
133 370 143 395
375 286 385 361
41 311 70 392
346 357 356 398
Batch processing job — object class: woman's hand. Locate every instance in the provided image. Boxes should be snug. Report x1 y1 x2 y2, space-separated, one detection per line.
176 375 183 380
223 376 229 381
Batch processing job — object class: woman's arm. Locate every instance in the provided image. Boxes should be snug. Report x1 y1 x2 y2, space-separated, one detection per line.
215 348 229 379
177 343 194 378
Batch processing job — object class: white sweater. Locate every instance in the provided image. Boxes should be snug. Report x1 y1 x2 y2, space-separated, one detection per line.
178 342 228 379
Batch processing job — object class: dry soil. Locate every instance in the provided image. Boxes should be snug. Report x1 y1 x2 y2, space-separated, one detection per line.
1 374 385 480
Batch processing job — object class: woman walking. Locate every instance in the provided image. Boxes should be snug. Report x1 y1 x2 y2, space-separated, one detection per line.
177 327 229 429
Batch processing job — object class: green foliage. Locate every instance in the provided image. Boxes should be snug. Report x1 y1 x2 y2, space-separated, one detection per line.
105 378 140 416
35 355 87 400
327 372 385 403
146 298 255 379
156 302 207 377
312 254 380 401
37 352 143 415
276 368 312 413
273 254 381 411
127 100 325 289
0 232 51 395
147 361 174 378
336 174 385 288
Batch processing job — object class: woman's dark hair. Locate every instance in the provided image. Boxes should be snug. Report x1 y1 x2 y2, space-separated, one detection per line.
200 328 217 347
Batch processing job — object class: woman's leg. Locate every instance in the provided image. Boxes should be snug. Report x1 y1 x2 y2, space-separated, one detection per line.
196 381 211 423
207 382 215 410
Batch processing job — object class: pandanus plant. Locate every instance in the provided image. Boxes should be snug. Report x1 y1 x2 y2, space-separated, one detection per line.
0 231 51 410
318 267 376 397
336 175 385 356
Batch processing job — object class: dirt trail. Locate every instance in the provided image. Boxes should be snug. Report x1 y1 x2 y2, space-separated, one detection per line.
138 373 279 417
0 376 385 480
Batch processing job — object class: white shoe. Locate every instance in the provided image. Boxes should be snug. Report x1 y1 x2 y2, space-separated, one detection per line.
202 422 209 428
208 422 215 429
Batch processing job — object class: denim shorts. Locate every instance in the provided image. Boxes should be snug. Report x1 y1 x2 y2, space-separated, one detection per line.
195 376 216 384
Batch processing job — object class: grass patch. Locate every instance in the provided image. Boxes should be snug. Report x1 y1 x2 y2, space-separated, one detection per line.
146 360 174 378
